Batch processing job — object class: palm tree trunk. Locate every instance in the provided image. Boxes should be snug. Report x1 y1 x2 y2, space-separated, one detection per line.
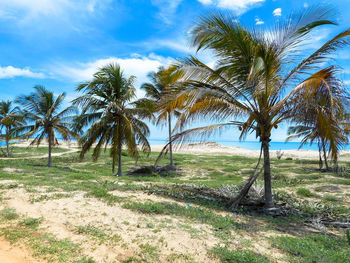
112 156 115 174
5 126 9 157
318 143 323 171
322 139 329 170
48 130 52 167
117 140 122 176
168 112 174 168
116 121 122 176
262 137 274 208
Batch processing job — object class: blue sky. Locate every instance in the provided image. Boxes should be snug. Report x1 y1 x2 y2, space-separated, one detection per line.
1 0 350 143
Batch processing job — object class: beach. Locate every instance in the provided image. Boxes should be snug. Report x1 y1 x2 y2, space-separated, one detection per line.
12 140 350 161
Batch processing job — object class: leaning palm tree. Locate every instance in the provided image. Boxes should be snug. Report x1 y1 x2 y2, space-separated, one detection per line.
140 66 182 167
0 101 25 156
16 86 79 167
73 63 153 176
161 7 350 208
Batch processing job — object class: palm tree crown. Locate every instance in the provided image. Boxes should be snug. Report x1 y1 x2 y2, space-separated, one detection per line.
16 85 79 166
74 63 153 176
141 66 182 167
0 101 25 156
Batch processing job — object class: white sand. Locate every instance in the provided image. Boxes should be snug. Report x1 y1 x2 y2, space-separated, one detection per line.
151 142 350 161
13 139 350 161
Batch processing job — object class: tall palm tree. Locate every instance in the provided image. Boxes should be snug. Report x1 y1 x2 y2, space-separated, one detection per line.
0 101 25 156
162 7 350 208
141 66 182 167
16 86 79 167
73 63 153 176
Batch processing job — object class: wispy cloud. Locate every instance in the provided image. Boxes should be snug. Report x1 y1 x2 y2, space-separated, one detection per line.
151 0 183 24
196 0 265 15
0 0 112 26
273 8 282 17
0 65 44 79
52 54 174 98
255 17 264 25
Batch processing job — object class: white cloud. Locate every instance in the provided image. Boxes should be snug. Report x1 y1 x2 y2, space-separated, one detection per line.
197 0 213 4
53 54 175 98
0 66 44 79
255 17 264 25
304 3 308 8
0 0 110 23
273 8 282 17
151 0 183 24
197 0 265 14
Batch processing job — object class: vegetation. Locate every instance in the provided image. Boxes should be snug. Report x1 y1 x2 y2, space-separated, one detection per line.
15 86 79 166
140 66 182 167
0 146 348 262
0 101 24 156
160 6 350 208
73 63 153 176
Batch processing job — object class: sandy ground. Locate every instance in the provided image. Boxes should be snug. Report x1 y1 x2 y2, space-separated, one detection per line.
13 139 350 161
1 188 221 263
0 238 39 263
151 142 350 161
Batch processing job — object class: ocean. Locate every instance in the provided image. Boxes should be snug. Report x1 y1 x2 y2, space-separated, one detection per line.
2 139 349 151
148 138 350 151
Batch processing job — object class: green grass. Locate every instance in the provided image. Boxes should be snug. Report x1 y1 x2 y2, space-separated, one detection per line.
122 200 242 240
208 246 269 263
296 188 318 198
323 194 339 202
0 146 350 262
0 208 19 220
76 224 121 245
0 221 92 263
271 234 350 263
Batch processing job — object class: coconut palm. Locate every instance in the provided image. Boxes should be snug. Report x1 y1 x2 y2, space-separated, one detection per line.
162 7 350 208
0 101 25 156
287 79 349 170
73 63 153 176
16 86 79 167
140 66 182 167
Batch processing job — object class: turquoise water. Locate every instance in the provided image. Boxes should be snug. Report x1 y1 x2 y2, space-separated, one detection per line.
149 138 350 151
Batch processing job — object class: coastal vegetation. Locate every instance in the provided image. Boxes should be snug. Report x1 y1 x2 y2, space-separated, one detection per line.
15 86 79 167
73 63 153 176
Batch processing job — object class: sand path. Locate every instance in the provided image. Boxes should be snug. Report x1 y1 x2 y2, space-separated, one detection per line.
0 238 39 263
0 148 79 160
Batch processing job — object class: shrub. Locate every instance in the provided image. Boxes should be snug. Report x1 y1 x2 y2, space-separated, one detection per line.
0 208 19 220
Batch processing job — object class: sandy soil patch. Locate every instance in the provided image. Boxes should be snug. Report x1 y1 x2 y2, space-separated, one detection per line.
2 188 220 263
151 142 350 161
0 238 41 263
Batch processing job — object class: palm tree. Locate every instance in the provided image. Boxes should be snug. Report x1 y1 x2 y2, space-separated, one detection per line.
287 79 348 170
141 66 182 168
0 101 25 156
16 86 79 167
73 63 153 176
162 7 350 208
